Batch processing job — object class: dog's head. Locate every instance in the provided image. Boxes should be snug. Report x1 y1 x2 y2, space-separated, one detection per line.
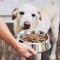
12 4 42 30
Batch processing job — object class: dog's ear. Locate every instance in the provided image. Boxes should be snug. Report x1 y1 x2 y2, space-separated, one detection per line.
12 8 18 20
37 11 42 21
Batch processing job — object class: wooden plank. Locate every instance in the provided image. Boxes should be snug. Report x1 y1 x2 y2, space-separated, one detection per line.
0 40 2 60
0 39 20 60
1 40 5 60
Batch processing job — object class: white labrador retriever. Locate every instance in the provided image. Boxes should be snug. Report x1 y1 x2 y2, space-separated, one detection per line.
12 3 60 60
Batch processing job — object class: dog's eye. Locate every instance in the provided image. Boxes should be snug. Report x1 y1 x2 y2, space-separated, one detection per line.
19 12 24 15
32 14 36 17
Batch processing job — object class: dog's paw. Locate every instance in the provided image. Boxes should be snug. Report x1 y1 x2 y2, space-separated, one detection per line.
50 53 56 60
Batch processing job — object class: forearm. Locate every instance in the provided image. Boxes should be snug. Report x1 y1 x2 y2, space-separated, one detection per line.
0 19 21 51
0 18 36 58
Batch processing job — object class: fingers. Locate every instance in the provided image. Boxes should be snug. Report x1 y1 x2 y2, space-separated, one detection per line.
24 47 36 58
23 43 37 57
27 47 37 55
23 51 32 58
19 47 32 58
24 42 36 55
19 43 37 58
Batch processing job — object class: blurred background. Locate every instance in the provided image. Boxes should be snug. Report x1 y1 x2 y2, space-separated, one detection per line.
0 0 60 60
0 0 60 23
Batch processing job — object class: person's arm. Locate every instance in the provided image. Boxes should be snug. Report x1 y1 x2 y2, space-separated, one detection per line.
0 17 36 58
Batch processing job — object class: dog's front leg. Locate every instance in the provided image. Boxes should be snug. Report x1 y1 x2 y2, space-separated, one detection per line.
50 16 59 60
50 42 57 60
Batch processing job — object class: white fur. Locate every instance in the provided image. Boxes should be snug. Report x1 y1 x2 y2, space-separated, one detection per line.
38 5 59 60
12 3 60 60
13 4 40 36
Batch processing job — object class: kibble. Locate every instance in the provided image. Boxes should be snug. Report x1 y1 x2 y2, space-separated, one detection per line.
21 32 48 43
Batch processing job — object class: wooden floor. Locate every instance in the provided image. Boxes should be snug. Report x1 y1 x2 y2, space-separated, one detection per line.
0 23 60 60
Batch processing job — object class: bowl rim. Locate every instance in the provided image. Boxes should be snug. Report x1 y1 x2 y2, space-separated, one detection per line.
16 30 50 43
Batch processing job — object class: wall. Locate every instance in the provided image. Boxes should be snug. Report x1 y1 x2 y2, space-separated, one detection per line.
0 0 60 23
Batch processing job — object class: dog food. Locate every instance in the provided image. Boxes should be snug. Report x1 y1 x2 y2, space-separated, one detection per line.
20 31 48 43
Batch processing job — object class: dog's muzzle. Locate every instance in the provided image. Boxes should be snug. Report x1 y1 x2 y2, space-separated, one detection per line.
23 21 31 29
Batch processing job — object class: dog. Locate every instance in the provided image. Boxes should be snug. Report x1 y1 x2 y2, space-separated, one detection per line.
12 2 60 60
12 4 42 36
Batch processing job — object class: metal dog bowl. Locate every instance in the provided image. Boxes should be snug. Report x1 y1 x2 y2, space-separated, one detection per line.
16 30 51 53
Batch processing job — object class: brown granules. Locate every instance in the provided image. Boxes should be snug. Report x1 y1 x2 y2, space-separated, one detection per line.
20 32 48 43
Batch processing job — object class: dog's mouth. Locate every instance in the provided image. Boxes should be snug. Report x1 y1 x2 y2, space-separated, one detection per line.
22 24 31 30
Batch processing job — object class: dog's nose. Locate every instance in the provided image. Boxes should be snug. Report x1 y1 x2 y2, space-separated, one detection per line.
23 21 31 29
24 21 31 25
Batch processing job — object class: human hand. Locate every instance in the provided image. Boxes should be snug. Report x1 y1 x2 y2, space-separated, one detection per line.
15 42 37 58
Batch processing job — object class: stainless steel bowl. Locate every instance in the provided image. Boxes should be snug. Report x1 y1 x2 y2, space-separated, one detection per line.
16 30 51 53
